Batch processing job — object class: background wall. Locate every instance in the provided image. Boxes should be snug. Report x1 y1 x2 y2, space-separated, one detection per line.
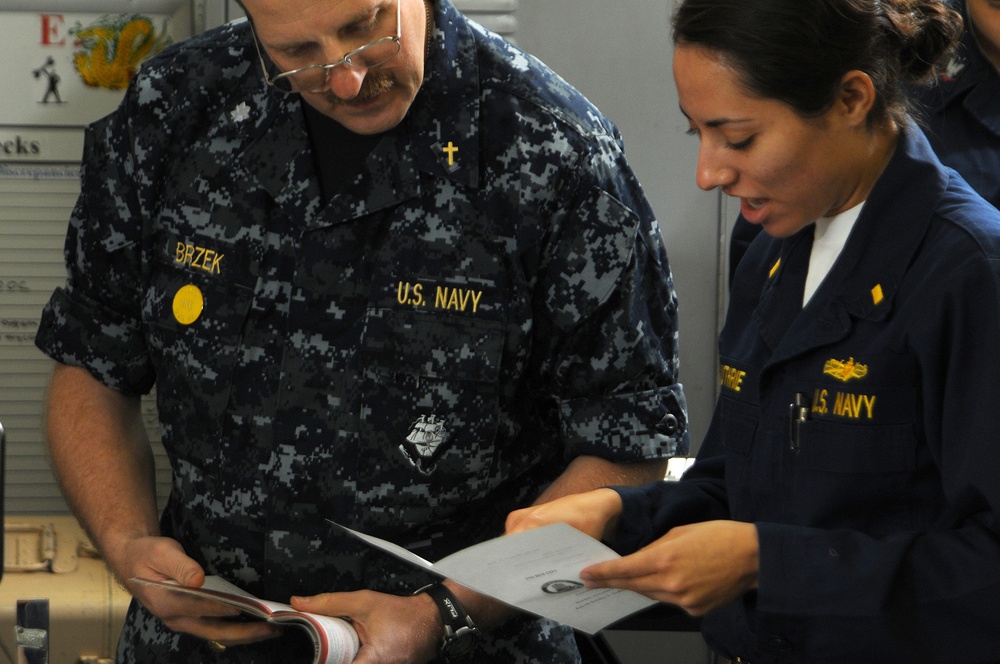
517 0 726 452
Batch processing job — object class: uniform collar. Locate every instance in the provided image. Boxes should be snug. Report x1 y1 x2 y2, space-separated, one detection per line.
404 0 481 190
755 128 946 365
231 1 480 225
828 127 946 320
242 93 324 215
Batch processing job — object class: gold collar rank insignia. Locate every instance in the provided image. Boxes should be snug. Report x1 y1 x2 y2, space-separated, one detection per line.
768 258 781 278
871 283 884 305
823 357 868 382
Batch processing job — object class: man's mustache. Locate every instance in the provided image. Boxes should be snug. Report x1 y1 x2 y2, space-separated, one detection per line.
321 71 395 106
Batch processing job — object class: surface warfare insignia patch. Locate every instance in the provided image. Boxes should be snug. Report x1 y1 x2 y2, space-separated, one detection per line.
823 357 868 383
399 414 450 475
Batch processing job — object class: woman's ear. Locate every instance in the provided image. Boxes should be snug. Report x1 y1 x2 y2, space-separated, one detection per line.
835 69 877 127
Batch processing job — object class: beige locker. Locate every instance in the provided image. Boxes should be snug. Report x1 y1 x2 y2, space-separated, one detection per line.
2 515 130 664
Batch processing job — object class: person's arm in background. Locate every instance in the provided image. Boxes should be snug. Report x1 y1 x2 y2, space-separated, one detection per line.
45 363 280 646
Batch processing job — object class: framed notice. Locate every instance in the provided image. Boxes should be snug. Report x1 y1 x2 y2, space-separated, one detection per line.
0 7 183 131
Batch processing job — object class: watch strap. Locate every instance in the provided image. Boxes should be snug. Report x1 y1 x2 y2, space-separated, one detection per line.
415 582 479 660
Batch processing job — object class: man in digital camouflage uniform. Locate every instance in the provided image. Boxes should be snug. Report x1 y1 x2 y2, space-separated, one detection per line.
36 0 688 661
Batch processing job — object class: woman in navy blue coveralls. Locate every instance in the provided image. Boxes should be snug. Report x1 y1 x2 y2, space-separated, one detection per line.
509 1 1000 662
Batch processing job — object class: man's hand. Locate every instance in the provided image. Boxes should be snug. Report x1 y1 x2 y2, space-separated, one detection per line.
578 520 759 616
505 487 624 541
291 590 441 664
115 535 281 647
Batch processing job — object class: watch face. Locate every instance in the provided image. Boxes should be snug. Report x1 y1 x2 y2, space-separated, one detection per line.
443 626 479 658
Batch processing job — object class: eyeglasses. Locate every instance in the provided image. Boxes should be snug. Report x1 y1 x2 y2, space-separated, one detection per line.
249 0 401 94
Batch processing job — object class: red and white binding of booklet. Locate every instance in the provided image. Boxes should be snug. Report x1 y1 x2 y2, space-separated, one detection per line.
131 575 359 664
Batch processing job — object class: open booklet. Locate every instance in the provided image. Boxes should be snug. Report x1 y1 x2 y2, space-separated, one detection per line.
131 575 359 664
329 520 657 635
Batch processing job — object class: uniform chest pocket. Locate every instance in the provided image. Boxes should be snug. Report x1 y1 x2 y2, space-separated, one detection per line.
796 419 916 474
144 254 254 466
791 419 917 532
358 307 505 508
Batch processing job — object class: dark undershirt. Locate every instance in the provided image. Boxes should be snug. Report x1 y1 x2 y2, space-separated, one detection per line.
302 101 382 203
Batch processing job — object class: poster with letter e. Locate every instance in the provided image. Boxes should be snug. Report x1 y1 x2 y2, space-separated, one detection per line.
0 0 185 146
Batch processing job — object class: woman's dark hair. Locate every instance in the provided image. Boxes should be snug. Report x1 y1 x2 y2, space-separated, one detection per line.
672 0 962 127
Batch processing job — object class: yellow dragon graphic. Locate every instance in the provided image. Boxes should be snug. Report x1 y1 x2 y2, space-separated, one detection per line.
73 16 171 90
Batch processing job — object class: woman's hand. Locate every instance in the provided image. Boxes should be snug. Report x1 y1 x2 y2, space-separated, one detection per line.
579 520 759 616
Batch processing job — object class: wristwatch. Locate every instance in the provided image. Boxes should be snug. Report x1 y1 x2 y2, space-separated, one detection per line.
414 582 480 660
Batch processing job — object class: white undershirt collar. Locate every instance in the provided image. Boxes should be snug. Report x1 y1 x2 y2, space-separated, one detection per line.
803 200 865 306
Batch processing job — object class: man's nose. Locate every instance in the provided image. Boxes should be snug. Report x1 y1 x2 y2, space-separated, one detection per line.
323 64 368 100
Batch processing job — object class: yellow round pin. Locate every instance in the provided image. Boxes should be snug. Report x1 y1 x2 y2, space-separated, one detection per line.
172 284 204 325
